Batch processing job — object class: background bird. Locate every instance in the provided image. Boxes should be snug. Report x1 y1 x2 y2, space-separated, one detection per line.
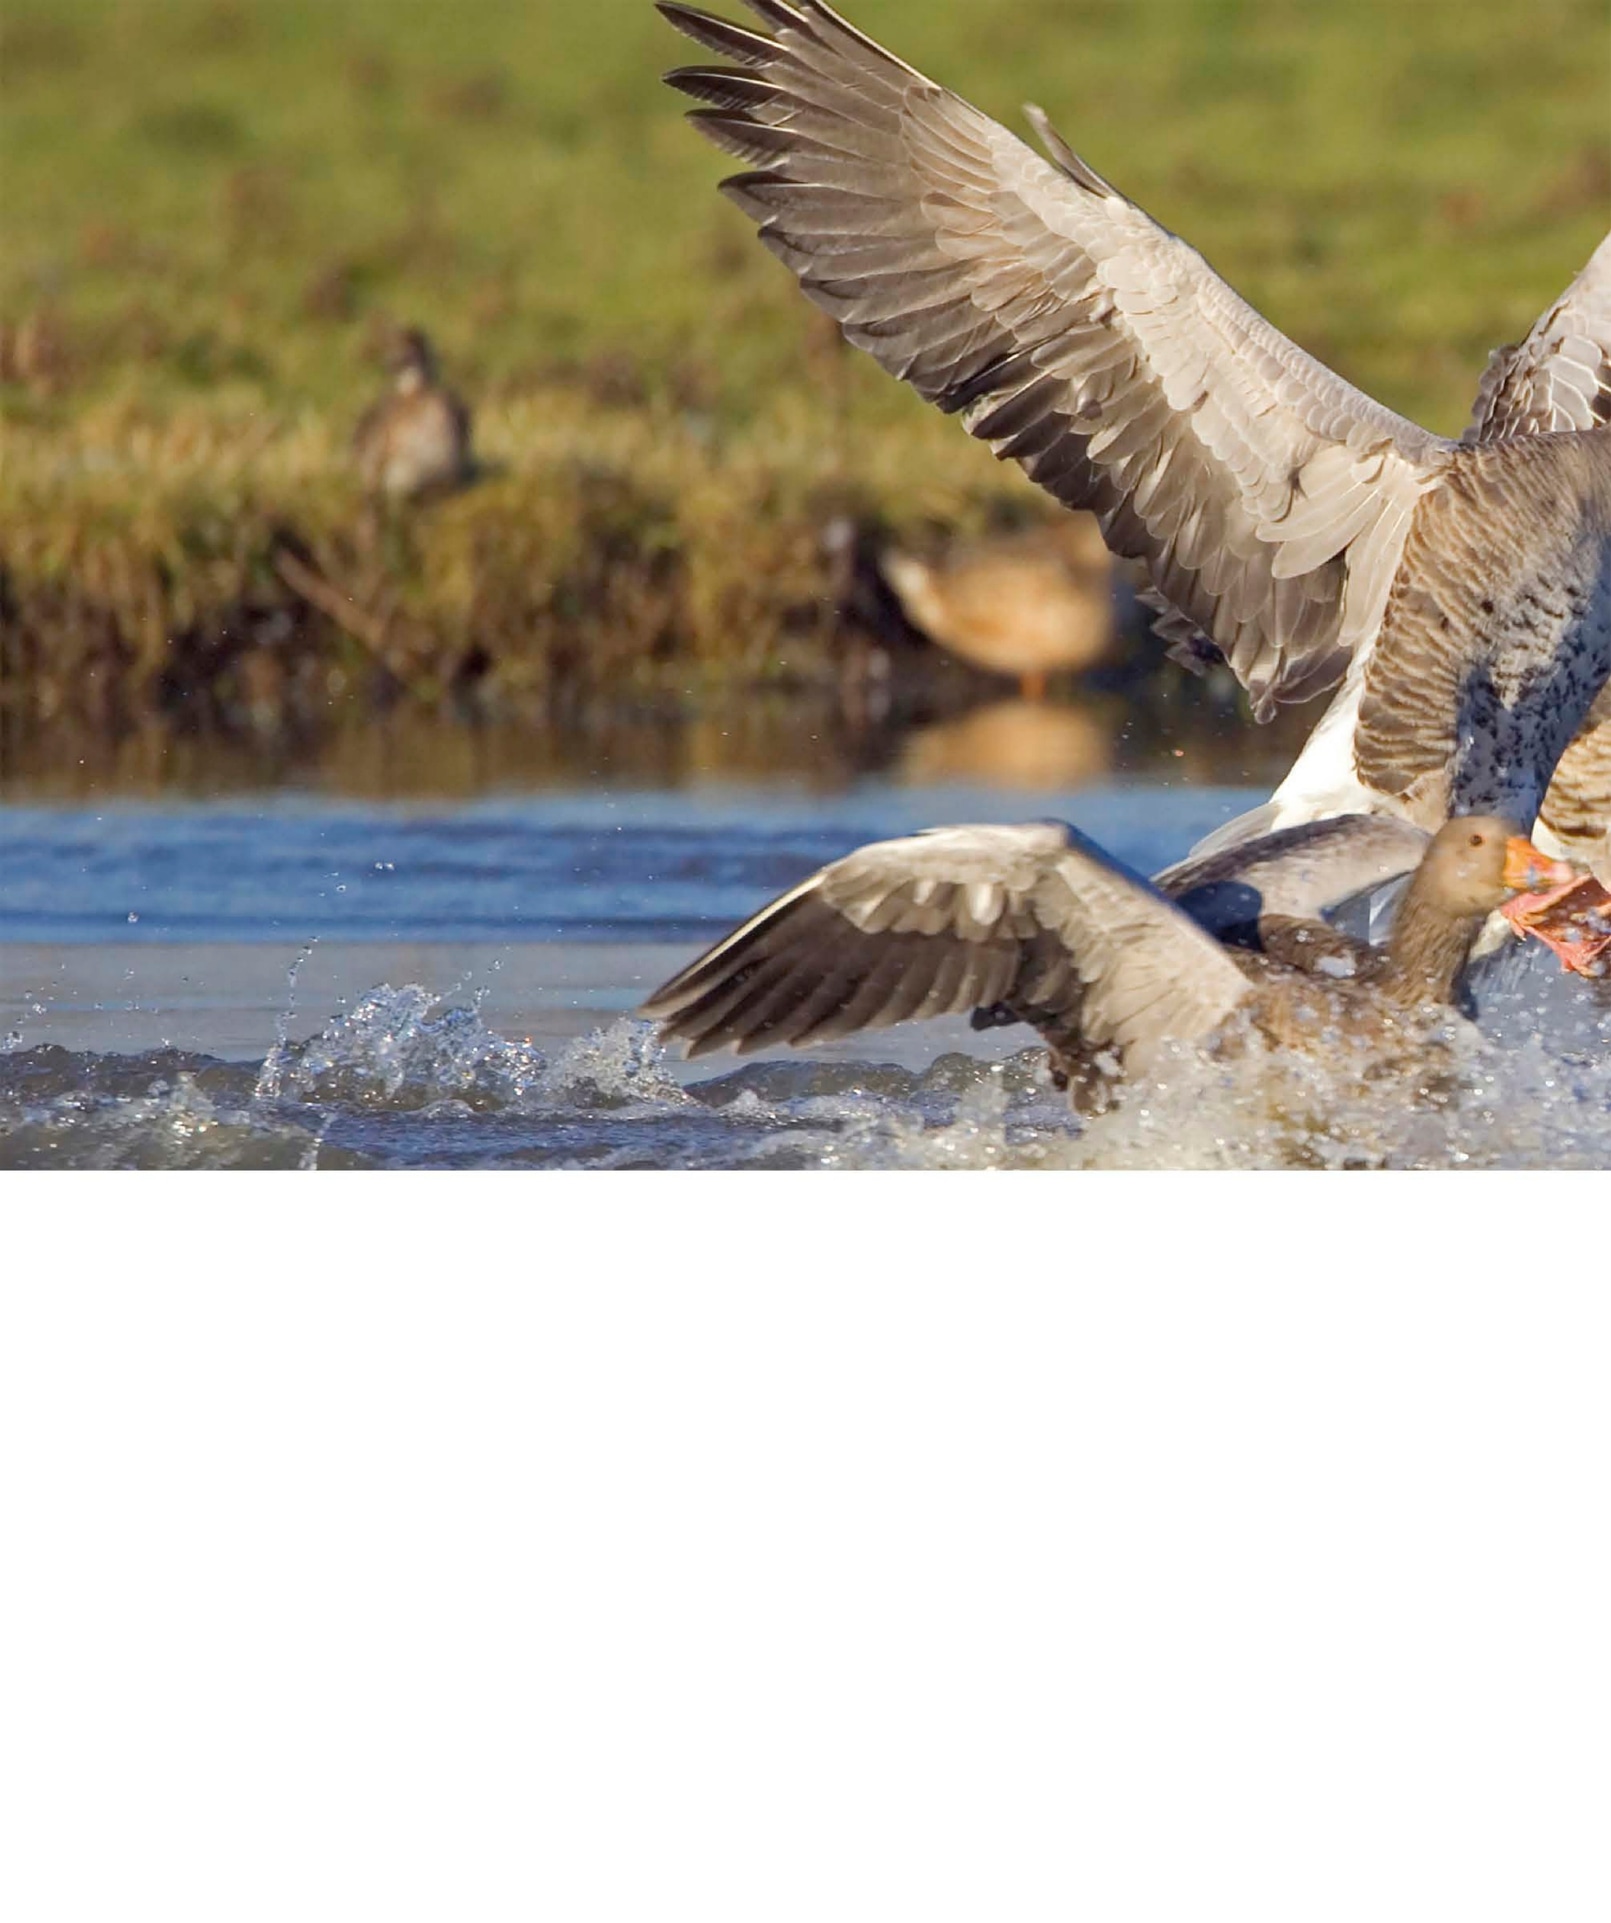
877 519 1115 699
352 326 474 502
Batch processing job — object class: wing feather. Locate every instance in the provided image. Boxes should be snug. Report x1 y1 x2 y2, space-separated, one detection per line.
1028 844 1250 1068
1465 234 1611 443
642 820 1251 1072
660 0 1450 718
1157 815 1430 938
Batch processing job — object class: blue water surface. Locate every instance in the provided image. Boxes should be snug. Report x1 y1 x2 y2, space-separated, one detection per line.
0 783 1254 945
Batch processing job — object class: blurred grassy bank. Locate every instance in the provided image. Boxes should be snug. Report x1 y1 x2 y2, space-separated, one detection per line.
2 0 1608 730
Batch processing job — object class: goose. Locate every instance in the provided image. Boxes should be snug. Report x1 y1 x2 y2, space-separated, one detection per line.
353 327 474 501
659 2 1611 853
878 519 1115 698
642 815 1580 1102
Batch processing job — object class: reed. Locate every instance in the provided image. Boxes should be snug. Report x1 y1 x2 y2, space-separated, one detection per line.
1 378 1053 725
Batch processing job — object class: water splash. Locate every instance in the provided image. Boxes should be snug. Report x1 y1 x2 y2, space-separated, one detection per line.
0 1053 345 1170
260 983 549 1111
542 1021 691 1111
3 960 1607 1169
253 940 320 1102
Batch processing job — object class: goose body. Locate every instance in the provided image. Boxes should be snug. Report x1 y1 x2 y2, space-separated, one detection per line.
643 816 1573 1102
1258 429 1611 843
1535 684 1611 877
660 3 1611 851
353 328 474 502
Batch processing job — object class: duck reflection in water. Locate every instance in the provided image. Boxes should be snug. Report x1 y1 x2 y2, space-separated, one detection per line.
900 698 1113 790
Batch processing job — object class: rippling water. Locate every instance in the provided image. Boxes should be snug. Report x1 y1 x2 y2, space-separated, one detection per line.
3 782 1608 1169
0 785 1247 945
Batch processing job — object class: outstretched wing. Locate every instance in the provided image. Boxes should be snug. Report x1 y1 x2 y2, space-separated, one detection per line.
1465 234 1611 443
641 823 1074 1057
641 820 1250 1069
660 0 1450 718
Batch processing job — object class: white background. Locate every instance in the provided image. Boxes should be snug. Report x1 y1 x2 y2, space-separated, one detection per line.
3 1175 1606 1920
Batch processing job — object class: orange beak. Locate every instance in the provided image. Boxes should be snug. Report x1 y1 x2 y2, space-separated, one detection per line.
1500 837 1579 895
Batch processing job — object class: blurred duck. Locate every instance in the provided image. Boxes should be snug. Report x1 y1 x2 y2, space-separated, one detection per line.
878 521 1114 699
353 327 473 501
643 815 1581 1103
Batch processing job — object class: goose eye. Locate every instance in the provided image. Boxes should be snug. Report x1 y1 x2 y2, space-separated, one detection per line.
1469 833 1485 848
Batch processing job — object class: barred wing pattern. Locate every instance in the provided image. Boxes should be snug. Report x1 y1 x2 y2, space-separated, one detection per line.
660 0 1450 719
641 822 1251 1070
1541 682 1611 865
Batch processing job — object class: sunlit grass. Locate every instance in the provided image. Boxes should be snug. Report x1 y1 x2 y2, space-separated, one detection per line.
2 0 1607 715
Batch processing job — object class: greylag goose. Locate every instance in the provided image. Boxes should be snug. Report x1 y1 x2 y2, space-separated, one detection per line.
643 815 1579 1100
878 520 1114 698
353 327 474 501
659 3 1611 847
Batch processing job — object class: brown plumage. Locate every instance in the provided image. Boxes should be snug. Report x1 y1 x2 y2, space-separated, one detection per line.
352 328 474 501
658 3 1611 849
643 814 1578 1104
878 520 1114 698
1537 683 1611 876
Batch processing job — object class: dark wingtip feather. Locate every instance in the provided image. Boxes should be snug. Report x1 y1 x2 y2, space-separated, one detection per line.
657 2 778 67
664 64 781 109
689 112 797 166
717 172 790 222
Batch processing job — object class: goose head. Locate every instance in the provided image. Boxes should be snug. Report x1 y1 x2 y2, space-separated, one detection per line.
1411 817 1558 917
1387 817 1576 1004
387 327 439 395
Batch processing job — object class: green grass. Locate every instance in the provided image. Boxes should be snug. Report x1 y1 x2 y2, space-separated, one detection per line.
2 0 1608 720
